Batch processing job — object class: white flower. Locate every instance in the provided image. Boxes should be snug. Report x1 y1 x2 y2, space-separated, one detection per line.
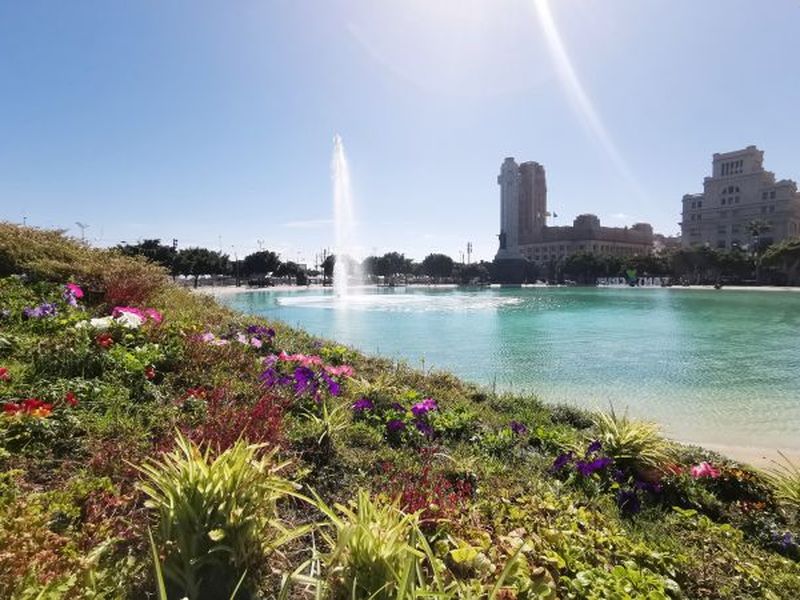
75 316 115 330
114 311 145 329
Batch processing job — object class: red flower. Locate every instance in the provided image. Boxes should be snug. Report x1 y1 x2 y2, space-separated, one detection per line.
144 366 156 381
0 367 9 382
96 333 114 349
65 391 78 407
4 398 53 418
3 402 21 415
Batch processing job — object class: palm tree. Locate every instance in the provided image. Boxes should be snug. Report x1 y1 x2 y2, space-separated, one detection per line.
746 219 771 282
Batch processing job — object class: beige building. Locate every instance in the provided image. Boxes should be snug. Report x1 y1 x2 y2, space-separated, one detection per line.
495 157 654 265
681 146 800 249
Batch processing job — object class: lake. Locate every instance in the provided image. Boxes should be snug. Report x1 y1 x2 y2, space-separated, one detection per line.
220 285 800 458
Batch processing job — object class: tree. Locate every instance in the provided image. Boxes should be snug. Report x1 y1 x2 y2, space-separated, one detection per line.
242 250 280 277
322 255 335 282
274 261 308 285
456 261 491 285
117 239 176 270
762 237 800 285
174 247 229 288
562 252 604 284
421 253 454 280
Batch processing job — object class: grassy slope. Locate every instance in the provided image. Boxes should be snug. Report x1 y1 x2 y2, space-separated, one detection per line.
0 222 799 599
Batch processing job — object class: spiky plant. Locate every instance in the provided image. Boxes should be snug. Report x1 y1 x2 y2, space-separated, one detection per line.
766 452 800 512
137 432 306 600
314 490 435 600
592 409 674 472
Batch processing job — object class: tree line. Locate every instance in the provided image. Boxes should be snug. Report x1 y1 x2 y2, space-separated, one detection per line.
117 236 800 288
115 241 494 287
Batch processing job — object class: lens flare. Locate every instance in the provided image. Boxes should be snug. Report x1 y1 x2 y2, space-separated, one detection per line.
533 0 645 201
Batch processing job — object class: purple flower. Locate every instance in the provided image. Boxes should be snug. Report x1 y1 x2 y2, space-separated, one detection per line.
320 371 341 396
247 324 275 340
23 303 58 319
551 452 574 472
415 419 434 437
777 532 796 551
586 440 602 455
612 468 626 483
352 397 374 412
386 419 406 433
509 421 528 435
411 398 437 418
617 489 641 515
293 366 317 396
390 402 405 412
576 456 613 477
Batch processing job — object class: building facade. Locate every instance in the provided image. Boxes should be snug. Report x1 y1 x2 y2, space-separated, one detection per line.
681 146 800 249
495 157 654 265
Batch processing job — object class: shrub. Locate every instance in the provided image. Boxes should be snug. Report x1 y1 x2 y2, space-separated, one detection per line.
137 432 302 599
184 391 284 455
592 409 674 472
316 490 430 600
767 452 800 513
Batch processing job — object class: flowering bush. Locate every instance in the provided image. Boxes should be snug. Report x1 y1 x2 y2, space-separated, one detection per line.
183 390 284 455
378 453 473 531
260 351 353 404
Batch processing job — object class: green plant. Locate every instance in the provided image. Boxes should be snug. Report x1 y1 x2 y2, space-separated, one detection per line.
766 452 800 512
137 432 305 599
592 409 674 472
315 490 432 600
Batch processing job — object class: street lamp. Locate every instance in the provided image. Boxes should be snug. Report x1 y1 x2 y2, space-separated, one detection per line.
75 222 90 242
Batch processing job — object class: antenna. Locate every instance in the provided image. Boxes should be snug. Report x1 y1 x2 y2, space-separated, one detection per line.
75 222 90 242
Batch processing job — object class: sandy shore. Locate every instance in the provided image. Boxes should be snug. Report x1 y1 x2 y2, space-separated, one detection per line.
673 440 800 469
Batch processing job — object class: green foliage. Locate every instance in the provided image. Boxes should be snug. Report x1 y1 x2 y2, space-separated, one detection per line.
137 432 303 599
316 490 429 600
592 409 674 472
766 452 800 513
564 562 678 599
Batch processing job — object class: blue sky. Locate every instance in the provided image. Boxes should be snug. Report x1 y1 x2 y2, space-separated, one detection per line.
1 0 799 264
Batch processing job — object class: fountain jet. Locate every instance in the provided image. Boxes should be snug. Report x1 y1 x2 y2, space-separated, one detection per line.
331 134 360 296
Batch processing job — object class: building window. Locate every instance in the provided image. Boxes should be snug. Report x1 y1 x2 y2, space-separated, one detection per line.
691 201 696 209
769 205 775 213
720 211 728 217
770 190 776 199
698 200 703 208
717 240 726 249
762 191 768 200
717 225 727 235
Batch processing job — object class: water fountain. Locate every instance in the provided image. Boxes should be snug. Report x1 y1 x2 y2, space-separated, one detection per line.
331 134 360 296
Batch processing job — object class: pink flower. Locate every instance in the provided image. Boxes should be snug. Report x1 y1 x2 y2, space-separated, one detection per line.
690 462 720 479
325 365 354 377
66 283 84 298
250 337 263 349
112 306 146 320
199 332 216 342
144 308 163 324
0 367 9 382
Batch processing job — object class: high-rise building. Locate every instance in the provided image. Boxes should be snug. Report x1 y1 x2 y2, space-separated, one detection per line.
681 146 800 249
495 157 654 264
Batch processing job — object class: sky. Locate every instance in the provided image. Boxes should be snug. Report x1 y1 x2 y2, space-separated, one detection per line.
1 0 799 265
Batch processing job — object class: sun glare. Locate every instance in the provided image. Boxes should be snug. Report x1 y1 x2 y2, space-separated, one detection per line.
532 0 644 200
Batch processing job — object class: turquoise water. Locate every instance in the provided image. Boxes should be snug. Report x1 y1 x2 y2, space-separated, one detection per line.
222 286 800 452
